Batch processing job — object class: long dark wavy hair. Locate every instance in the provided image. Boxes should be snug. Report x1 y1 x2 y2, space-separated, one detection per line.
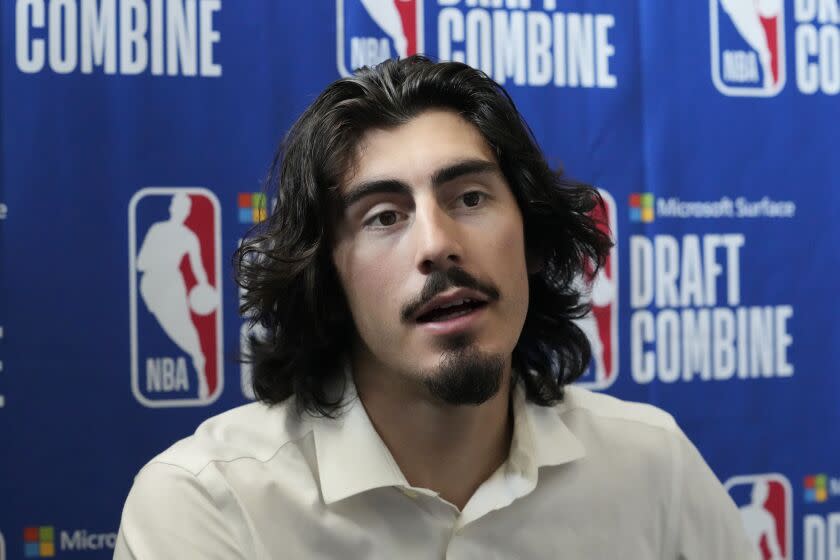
234 56 613 417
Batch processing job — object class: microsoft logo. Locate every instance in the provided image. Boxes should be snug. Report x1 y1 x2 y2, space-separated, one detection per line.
23 526 54 557
805 474 828 503
238 192 267 224
629 193 654 223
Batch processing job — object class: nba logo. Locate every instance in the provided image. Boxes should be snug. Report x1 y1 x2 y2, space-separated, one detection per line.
725 473 792 560
336 0 424 77
710 0 786 96
129 187 223 407
575 188 619 391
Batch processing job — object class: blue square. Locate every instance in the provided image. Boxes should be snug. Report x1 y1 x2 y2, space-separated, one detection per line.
805 488 816 503
239 207 253 224
629 207 641 222
24 542 40 557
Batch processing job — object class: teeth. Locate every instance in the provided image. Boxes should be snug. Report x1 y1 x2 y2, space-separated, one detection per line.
437 298 471 310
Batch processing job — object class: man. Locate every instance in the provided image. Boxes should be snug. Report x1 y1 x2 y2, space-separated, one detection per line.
116 57 756 559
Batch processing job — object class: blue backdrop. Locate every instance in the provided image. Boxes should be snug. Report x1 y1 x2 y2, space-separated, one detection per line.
2 1 838 558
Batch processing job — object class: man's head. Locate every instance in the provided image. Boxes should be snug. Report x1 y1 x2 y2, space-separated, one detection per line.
235 56 612 416
332 109 526 406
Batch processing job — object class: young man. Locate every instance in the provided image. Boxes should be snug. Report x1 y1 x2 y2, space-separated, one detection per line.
115 57 756 559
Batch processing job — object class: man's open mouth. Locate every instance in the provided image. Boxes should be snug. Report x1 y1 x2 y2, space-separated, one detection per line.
415 299 488 323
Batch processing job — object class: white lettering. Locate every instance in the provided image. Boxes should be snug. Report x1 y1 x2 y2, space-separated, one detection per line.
723 50 760 83
713 307 736 380
49 0 77 74
656 310 680 382
17 0 46 73
493 10 526 85
820 24 840 93
167 0 196 76
797 0 818 22
681 309 711 381
630 235 653 308
199 0 221 76
81 0 116 74
798 24 821 92
655 235 679 308
527 11 551 85
146 357 190 392
436 6 617 88
567 13 594 87
630 311 655 383
595 14 616 87
120 0 148 74
15 0 222 77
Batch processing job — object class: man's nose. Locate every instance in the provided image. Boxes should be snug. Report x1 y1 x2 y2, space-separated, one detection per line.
413 201 464 275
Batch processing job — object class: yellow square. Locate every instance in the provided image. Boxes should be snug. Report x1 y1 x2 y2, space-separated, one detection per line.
641 208 654 222
254 207 267 223
40 542 55 556
817 488 828 502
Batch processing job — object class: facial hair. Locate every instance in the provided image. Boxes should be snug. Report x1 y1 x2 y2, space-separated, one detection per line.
423 344 505 406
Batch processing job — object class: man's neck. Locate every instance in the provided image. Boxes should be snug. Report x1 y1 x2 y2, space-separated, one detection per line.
351 355 514 511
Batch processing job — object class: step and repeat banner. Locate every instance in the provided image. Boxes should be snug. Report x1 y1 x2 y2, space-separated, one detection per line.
2 0 838 558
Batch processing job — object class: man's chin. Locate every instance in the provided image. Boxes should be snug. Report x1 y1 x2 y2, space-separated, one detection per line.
422 346 505 406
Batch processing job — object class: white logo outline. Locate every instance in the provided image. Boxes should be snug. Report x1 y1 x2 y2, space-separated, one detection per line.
710 0 786 97
575 188 619 391
336 0 425 77
724 472 792 560
128 187 223 408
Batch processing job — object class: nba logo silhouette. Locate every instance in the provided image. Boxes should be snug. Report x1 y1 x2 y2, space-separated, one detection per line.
710 0 786 96
337 0 424 77
725 473 792 560
575 189 618 390
129 187 223 407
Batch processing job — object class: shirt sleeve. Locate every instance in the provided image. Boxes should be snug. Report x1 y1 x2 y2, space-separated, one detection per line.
672 431 760 560
114 462 248 560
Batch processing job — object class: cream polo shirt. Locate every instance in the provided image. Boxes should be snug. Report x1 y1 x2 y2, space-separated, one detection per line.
115 379 756 560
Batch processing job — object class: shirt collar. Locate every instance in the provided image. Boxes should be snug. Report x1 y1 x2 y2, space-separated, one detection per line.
311 367 586 505
311 370 410 505
509 380 586 480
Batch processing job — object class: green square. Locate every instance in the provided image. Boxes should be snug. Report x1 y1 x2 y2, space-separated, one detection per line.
40 526 54 542
641 193 654 208
253 193 266 209
816 474 828 490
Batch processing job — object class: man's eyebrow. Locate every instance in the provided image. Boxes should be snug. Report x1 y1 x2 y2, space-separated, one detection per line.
340 158 500 211
340 179 412 211
431 159 500 187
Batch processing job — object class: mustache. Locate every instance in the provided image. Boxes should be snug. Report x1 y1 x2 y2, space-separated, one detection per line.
401 267 500 322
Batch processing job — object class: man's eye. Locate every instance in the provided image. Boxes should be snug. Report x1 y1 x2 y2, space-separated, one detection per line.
461 191 486 207
366 210 400 228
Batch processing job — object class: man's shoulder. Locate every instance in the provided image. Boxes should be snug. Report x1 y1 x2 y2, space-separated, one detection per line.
146 398 311 477
558 385 680 434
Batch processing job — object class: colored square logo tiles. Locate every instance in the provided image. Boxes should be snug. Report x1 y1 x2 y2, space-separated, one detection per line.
629 192 655 223
805 474 828 503
23 526 54 557
238 192 267 224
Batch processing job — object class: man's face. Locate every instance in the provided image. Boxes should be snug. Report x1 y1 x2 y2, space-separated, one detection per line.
331 110 530 403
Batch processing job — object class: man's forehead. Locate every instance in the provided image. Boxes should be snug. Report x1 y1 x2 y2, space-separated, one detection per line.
339 110 497 193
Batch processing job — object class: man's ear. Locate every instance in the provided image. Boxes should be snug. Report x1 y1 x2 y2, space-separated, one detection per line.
526 250 544 275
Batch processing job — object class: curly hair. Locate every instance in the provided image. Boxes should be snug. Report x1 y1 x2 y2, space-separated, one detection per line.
234 56 613 417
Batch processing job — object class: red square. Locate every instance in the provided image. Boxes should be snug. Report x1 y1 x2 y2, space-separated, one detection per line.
238 193 251 208
24 526 38 541
629 193 641 208
805 475 815 488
